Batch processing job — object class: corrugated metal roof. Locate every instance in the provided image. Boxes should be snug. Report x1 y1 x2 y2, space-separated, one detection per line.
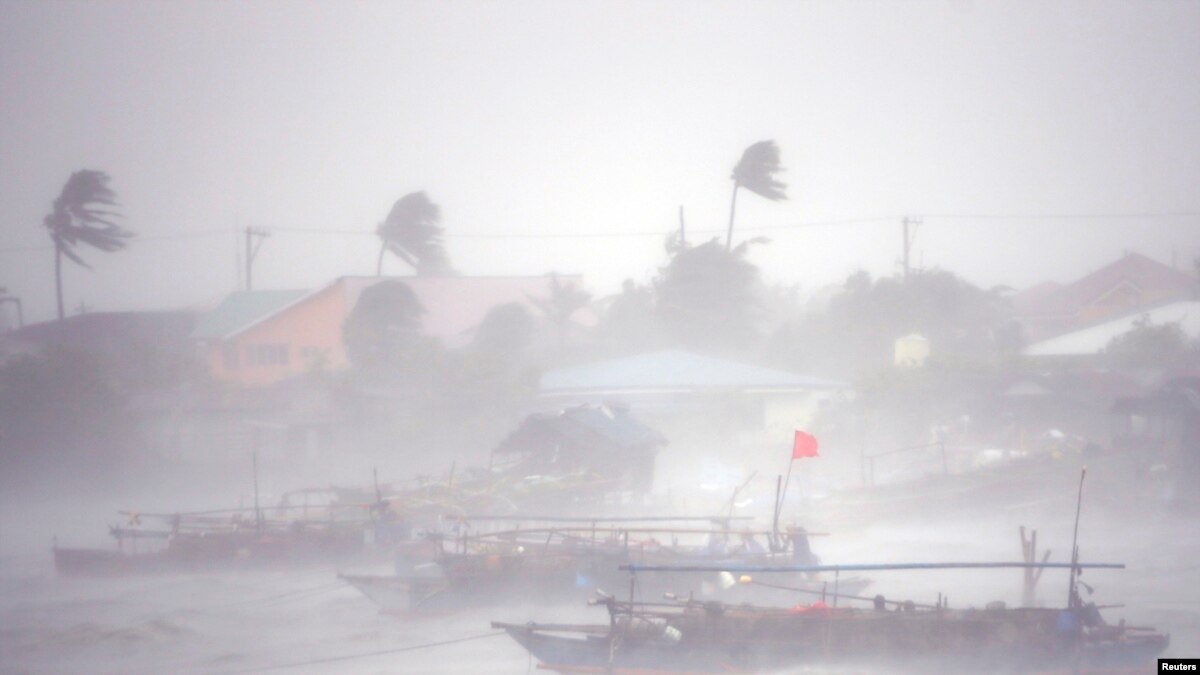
540 350 847 393
495 403 665 453
191 290 309 340
557 404 665 448
1024 301 1200 356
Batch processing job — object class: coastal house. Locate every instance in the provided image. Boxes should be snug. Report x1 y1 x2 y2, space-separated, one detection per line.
7 311 197 388
1013 252 1196 341
193 275 588 386
539 350 849 472
1023 300 1200 359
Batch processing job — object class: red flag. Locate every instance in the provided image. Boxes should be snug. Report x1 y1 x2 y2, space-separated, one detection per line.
792 430 819 459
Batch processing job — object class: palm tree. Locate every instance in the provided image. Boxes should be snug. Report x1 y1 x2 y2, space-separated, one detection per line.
530 274 592 351
726 140 787 250
655 237 767 350
376 191 452 276
42 170 134 319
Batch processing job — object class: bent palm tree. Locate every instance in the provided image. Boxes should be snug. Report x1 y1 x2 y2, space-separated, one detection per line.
530 274 591 351
42 170 134 319
726 140 787 249
376 191 452 276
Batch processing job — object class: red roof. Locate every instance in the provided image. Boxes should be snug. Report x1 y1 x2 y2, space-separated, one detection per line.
1014 252 1195 318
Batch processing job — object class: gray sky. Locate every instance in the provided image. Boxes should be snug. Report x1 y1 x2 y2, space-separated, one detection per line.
2 0 1198 323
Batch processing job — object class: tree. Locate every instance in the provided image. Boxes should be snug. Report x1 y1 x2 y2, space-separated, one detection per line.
1105 315 1194 369
376 191 452 276
726 140 787 250
530 274 591 351
595 279 662 352
654 236 767 351
766 268 1017 377
42 171 134 319
473 302 535 356
343 281 426 369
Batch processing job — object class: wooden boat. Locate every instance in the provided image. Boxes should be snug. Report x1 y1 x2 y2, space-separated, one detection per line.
493 562 1169 674
341 518 867 612
53 493 372 575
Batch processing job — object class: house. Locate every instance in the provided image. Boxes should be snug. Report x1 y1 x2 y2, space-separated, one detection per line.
8 311 197 389
540 349 847 400
894 333 930 367
1110 377 1200 505
1014 252 1196 341
492 403 666 493
539 350 849 467
193 275 588 386
1023 301 1200 358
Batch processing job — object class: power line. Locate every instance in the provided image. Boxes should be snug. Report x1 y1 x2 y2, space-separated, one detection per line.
0 229 232 254
2 211 1196 254
921 211 1200 221
271 216 897 240
239 211 1200 240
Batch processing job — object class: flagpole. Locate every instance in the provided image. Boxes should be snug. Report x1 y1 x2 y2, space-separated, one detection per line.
771 475 783 551
778 458 796 524
781 431 817 526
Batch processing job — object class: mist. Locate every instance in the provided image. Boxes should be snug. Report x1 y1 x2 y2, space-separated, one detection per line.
2 1 1199 673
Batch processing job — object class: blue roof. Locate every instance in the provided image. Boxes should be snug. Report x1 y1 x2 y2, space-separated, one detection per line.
540 350 846 393
191 290 309 340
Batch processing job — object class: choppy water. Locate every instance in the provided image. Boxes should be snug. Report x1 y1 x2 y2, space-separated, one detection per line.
2 496 1198 673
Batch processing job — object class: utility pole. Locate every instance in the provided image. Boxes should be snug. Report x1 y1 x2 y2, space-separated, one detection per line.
244 227 271 291
901 215 922 278
678 205 687 247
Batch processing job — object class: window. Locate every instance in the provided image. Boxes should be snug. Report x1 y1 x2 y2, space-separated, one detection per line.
246 343 289 367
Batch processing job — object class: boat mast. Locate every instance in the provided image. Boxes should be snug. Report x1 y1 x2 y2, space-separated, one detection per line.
1067 467 1087 610
253 449 263 534
772 474 783 552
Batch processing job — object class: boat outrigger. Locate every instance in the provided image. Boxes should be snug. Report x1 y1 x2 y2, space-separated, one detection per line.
493 560 1169 674
341 516 865 612
52 492 373 575
494 470 1169 673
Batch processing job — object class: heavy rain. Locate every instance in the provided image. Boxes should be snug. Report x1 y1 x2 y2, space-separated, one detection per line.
1 1 1199 673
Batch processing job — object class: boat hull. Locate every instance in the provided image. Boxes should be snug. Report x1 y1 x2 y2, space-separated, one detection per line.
496 607 1169 674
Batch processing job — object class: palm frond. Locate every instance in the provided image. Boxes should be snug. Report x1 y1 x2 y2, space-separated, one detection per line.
731 140 787 201
72 226 130 252
42 170 133 268
731 236 771 256
528 274 592 323
377 191 452 275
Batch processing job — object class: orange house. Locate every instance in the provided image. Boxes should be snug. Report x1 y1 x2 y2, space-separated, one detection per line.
194 275 588 386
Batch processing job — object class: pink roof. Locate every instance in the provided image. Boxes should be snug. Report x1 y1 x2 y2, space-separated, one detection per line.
338 275 592 343
1015 252 1195 318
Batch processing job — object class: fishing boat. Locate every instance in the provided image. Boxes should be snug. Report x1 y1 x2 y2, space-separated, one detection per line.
493 561 1169 674
341 516 867 612
53 489 373 575
495 470 1168 673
